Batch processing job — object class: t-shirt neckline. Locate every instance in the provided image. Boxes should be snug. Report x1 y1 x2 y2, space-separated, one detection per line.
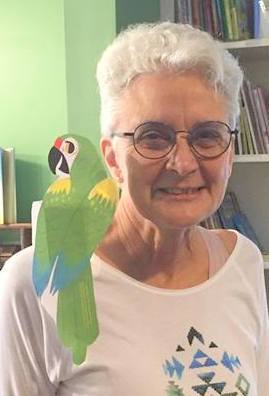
92 229 241 296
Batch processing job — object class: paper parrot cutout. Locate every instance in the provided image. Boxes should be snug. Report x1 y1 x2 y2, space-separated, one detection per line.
32 134 119 364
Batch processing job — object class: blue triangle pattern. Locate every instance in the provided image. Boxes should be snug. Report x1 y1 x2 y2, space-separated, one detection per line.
204 357 218 367
194 349 208 359
190 359 203 369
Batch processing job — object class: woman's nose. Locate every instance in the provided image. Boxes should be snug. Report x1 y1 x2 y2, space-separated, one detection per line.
165 136 199 175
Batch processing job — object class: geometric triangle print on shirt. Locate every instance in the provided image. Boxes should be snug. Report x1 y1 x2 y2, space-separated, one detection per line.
176 345 185 352
209 341 218 348
189 349 218 369
188 327 205 346
163 327 251 395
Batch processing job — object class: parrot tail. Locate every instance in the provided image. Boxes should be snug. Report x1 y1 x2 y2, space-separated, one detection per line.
57 265 99 365
50 252 90 294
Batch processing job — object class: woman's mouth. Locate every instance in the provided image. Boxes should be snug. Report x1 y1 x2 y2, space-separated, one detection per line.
156 186 205 199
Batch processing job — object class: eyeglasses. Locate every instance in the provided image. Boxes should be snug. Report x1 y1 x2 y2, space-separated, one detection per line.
111 120 238 160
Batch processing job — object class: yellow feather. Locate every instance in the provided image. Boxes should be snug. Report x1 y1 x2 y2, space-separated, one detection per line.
88 178 119 206
47 178 71 195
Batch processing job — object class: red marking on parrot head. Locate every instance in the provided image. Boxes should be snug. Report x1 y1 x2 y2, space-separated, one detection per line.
54 137 63 150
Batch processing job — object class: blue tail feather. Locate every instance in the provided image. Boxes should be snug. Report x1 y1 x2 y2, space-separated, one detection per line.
32 253 56 296
50 251 90 294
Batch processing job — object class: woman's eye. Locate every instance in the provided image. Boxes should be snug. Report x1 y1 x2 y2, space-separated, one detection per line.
141 131 168 141
195 130 220 141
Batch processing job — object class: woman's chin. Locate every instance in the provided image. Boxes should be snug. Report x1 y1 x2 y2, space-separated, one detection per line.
149 202 213 229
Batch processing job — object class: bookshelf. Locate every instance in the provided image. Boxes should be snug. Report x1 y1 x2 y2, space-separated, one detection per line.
0 223 32 267
227 39 269 264
159 1 269 268
0 223 32 249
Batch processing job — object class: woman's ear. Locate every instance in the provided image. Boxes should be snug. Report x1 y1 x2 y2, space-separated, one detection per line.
100 137 123 183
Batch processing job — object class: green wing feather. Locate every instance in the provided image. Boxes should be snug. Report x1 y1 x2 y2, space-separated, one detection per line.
33 178 73 295
56 178 119 364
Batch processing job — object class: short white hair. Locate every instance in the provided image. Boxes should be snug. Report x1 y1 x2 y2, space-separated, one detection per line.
96 22 243 136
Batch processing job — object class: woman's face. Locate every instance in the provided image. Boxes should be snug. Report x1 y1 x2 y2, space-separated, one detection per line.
102 72 234 229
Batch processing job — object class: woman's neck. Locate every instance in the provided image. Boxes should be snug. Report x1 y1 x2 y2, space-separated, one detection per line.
96 197 208 287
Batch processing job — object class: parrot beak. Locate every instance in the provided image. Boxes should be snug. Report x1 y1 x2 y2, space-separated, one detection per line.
48 146 69 175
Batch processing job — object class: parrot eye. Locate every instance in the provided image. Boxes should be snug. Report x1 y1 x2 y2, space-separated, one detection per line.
64 141 75 154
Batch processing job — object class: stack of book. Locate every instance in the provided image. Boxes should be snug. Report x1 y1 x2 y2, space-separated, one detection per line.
235 79 269 155
0 244 20 269
201 190 267 255
175 0 267 41
0 147 17 225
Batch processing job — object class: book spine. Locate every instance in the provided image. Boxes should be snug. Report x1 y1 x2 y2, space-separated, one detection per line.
199 0 206 30
252 87 269 152
191 0 200 28
245 79 267 153
187 0 193 24
259 0 269 38
241 82 263 153
175 0 182 23
257 87 269 138
181 0 189 23
215 0 224 39
240 87 259 154
217 191 237 229
243 105 255 154
230 0 239 40
253 0 261 38
210 0 220 38
223 0 234 40
204 0 214 35
236 0 251 40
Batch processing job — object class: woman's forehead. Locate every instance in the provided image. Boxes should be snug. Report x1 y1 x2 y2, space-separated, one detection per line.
115 72 229 130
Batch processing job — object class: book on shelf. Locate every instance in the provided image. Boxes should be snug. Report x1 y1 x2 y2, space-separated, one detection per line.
0 147 17 224
236 80 269 155
203 191 265 252
260 0 269 38
175 0 265 41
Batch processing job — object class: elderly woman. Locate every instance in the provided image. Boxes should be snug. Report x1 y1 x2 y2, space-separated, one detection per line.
0 22 268 395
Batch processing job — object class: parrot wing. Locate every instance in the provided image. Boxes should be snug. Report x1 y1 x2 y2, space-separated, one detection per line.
55 177 119 364
32 177 72 296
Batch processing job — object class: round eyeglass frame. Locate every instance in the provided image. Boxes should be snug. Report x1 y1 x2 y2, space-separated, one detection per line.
111 120 238 160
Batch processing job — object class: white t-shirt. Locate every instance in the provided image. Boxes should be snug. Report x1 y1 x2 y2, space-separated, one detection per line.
0 230 268 395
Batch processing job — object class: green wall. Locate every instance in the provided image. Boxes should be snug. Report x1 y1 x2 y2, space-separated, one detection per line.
0 0 116 224
0 0 68 222
64 0 116 144
0 0 159 227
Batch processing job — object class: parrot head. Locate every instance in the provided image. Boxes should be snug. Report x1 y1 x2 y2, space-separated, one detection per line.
48 136 79 177
48 134 107 188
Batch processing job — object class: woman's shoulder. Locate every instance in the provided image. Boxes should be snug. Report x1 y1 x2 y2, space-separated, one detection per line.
211 228 264 269
211 228 238 255
0 246 36 300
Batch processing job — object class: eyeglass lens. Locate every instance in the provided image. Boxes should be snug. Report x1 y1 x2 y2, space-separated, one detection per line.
134 121 231 159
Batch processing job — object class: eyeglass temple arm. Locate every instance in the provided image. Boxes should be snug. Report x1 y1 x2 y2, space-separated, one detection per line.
231 129 239 136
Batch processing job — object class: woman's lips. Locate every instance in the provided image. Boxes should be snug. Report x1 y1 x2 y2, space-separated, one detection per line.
155 186 206 200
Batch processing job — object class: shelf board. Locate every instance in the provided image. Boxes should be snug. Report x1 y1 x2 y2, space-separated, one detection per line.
234 154 269 163
221 38 269 61
222 38 269 50
0 223 31 230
